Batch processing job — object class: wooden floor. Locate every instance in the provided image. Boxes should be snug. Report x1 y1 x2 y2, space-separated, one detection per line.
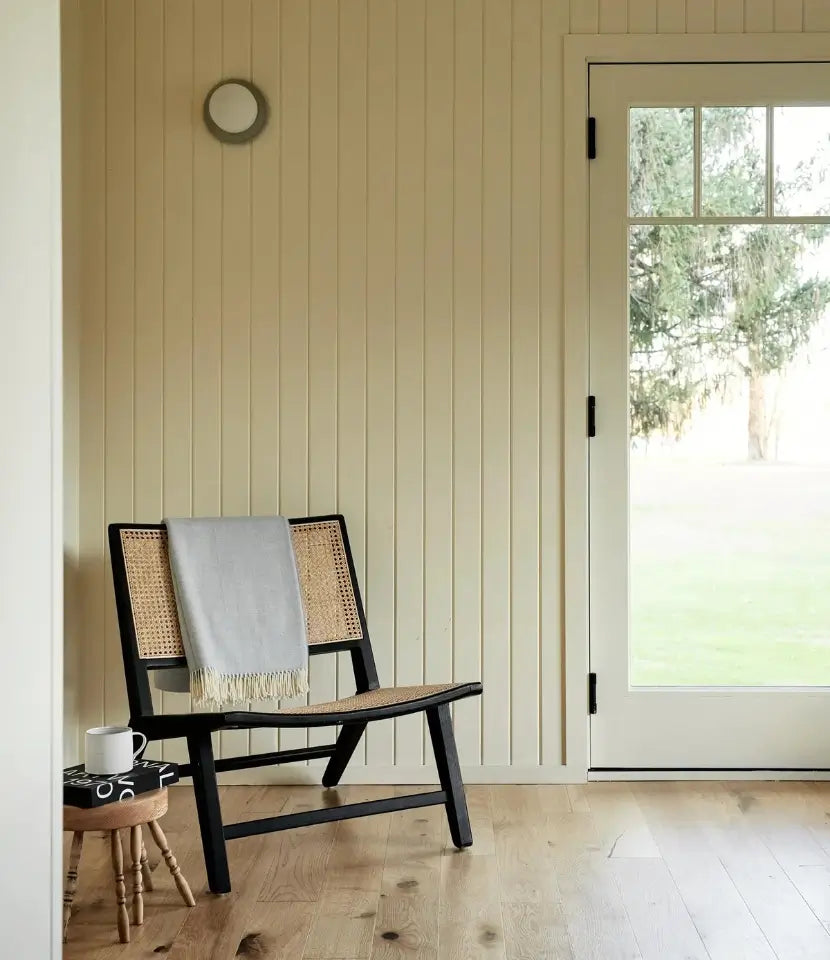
63 781 830 959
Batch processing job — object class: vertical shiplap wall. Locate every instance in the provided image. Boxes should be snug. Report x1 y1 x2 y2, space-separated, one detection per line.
77 0 825 780
570 0 818 33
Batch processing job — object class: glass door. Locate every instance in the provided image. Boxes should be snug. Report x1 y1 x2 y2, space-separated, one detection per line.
589 62 830 769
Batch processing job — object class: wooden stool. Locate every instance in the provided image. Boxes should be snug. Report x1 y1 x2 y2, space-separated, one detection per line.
63 788 195 944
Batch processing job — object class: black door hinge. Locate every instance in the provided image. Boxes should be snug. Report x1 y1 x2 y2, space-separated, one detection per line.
587 117 597 159
589 672 597 714
587 395 596 437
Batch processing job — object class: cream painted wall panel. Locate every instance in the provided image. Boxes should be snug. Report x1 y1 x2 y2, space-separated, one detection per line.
191 0 224 764
219 0 253 763
192 0 223 525
104 0 134 735
540 0 569 768
307 0 339 762
571 0 599 33
716 0 744 31
657 0 686 31
79 0 106 740
600 0 628 32
804 0 830 31
481 0 512 767
775 0 804 30
278 0 312 758
628 0 657 33
687 0 716 31
570 0 812 34
249 0 282 758
134 0 165 760
364 0 397 769
394 0 428 766
453 0 484 767
162 0 196 764
63 0 83 766
510 0 542 767
745 0 775 31
337 0 370 765
423 0 455 761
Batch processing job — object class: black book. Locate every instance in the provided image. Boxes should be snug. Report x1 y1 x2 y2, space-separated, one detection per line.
63 759 180 808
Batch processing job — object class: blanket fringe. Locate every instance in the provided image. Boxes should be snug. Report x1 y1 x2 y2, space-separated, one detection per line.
190 666 309 707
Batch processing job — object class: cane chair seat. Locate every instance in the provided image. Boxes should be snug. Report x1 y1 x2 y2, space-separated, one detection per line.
278 683 464 715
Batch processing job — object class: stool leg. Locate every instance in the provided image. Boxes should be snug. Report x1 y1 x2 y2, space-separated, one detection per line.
62 831 84 943
110 829 131 943
140 838 154 892
130 825 144 926
148 819 196 907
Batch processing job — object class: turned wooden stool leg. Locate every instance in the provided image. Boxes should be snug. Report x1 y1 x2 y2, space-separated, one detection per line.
140 838 154 892
130 825 144 925
148 819 195 907
62 831 84 943
110 829 131 943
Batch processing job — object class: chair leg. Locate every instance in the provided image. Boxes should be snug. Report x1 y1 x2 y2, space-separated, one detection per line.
110 829 131 944
186 731 231 894
130 825 144 926
62 831 84 943
148 818 196 907
426 704 473 849
140 840 154 892
322 722 367 788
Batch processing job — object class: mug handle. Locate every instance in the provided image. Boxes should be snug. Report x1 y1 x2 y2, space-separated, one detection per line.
132 731 148 761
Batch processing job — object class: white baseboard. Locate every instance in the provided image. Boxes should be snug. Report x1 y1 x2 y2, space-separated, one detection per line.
589 769 830 781
205 764 588 787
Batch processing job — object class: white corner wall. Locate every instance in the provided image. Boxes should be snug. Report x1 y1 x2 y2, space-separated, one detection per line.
0 0 63 952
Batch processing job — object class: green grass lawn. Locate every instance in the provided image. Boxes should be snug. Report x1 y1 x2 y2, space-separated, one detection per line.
630 460 830 686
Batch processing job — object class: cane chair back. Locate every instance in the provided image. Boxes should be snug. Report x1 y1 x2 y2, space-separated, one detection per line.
109 515 372 718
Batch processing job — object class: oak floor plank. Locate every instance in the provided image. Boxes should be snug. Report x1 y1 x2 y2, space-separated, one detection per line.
501 900 574 960
444 784 495 856
664 854 777 960
555 855 642 960
303 787 392 959
383 787 444 896
610 858 708 960
439 852 505 958
258 787 338 902
582 783 661 859
236 901 316 959
371 895 439 959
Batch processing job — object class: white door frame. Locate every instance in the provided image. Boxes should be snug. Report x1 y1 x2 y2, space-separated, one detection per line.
562 31 830 777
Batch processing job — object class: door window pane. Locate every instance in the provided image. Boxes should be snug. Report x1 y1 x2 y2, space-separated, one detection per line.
701 107 766 217
630 108 694 217
774 107 830 216
629 223 830 685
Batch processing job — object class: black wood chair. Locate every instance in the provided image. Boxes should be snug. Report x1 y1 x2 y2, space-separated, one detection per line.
108 515 483 894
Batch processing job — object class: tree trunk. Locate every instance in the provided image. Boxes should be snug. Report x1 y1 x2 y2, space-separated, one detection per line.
747 347 767 461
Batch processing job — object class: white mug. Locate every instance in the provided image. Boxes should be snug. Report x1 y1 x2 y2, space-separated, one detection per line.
85 726 148 776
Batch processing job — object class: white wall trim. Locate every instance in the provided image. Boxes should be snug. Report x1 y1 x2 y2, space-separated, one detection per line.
590 770 830 781
562 30 830 777
0 1 63 952
212 764 588 787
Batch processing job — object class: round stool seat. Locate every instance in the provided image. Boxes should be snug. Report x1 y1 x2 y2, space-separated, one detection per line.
64 788 169 832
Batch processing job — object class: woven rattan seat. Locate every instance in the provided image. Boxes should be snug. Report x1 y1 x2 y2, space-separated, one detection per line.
109 514 483 895
277 683 460 714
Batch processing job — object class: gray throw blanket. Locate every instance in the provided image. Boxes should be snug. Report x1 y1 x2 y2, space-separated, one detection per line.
155 516 309 707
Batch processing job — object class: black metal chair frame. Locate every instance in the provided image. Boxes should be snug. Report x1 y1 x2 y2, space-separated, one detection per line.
108 515 483 894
